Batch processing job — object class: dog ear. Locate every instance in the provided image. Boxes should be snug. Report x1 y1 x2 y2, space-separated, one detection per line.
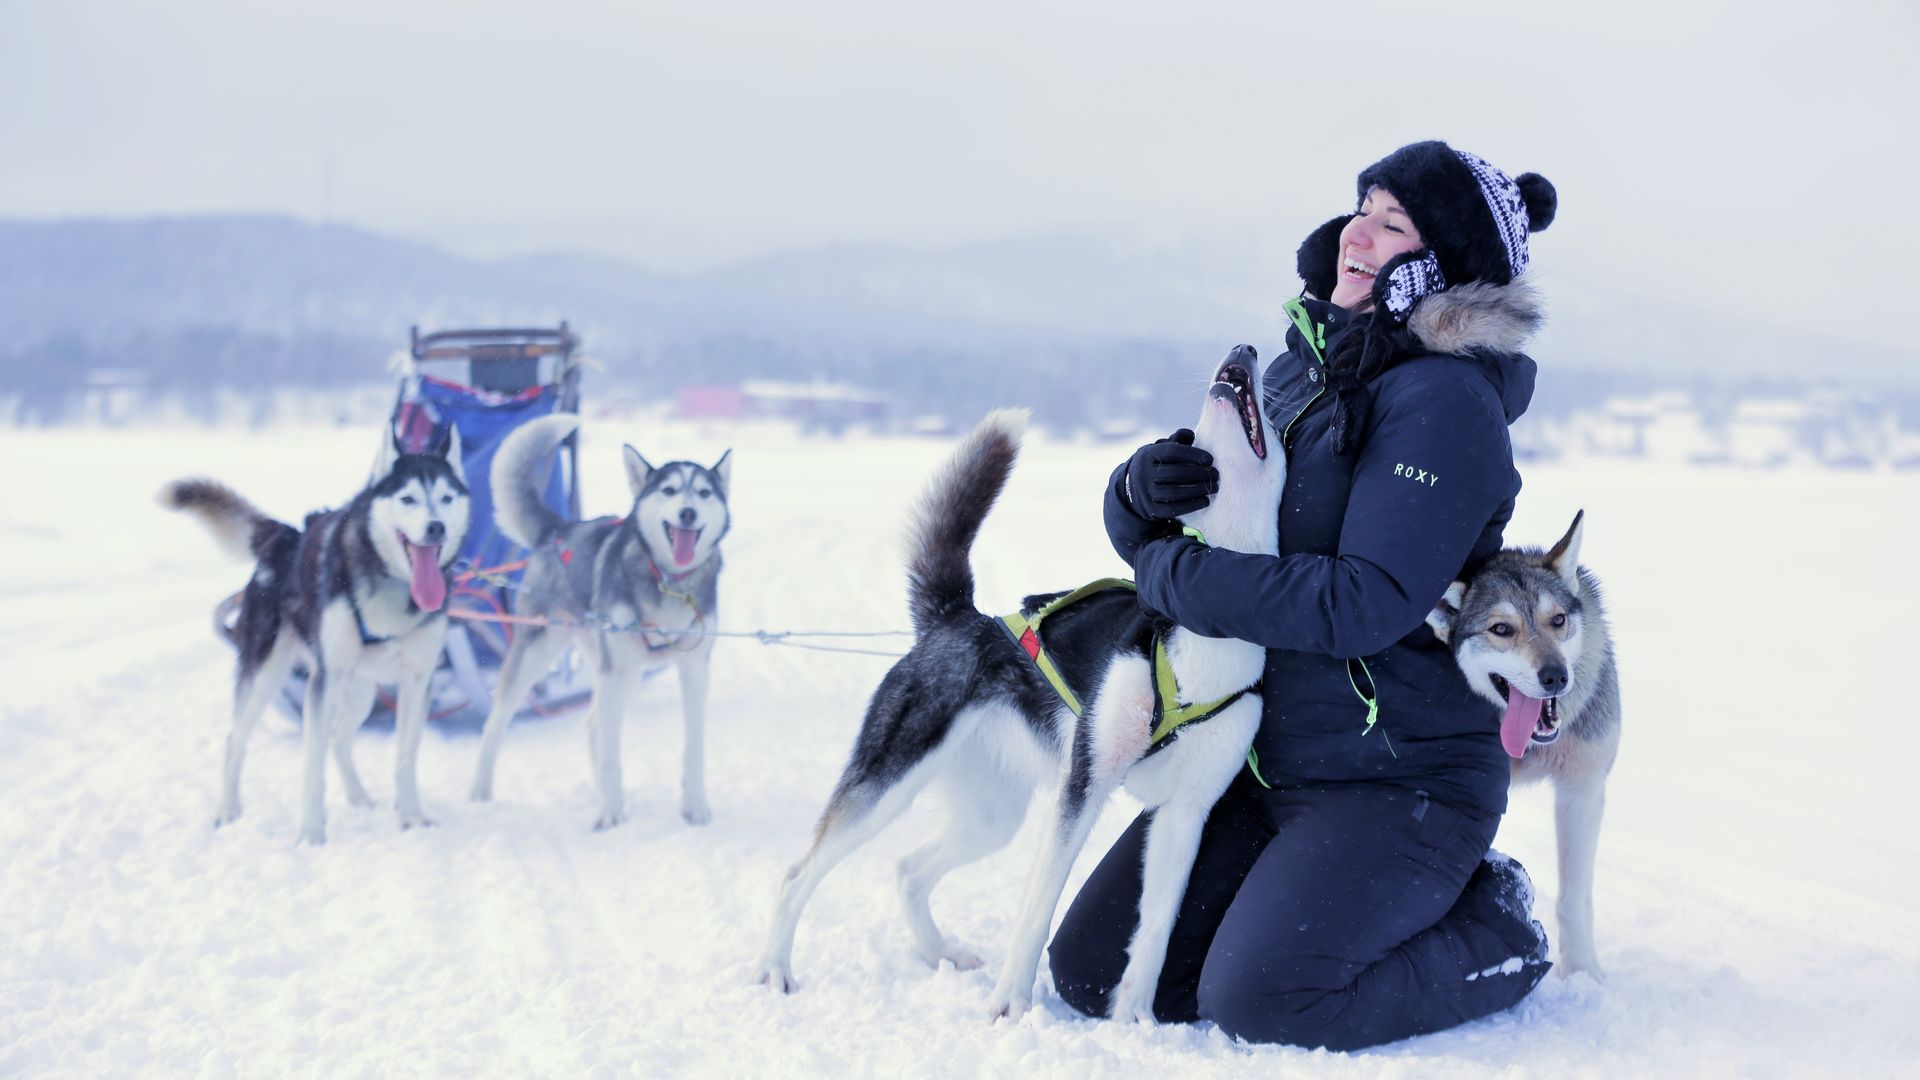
1544 509 1585 587
442 424 465 484
710 450 732 497
1425 581 1468 644
371 422 403 481
623 445 655 498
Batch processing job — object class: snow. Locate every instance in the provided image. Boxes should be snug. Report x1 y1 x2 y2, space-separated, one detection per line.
2 418 1917 1078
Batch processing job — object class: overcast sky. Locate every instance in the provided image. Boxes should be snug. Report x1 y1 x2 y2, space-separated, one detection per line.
3 0 1916 347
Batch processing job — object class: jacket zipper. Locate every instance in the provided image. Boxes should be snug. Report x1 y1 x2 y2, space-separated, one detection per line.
1277 299 1391 752
1278 297 1329 449
1347 655 1394 756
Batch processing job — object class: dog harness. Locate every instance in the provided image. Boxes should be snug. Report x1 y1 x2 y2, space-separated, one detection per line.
998 577 1257 753
348 590 391 645
553 518 709 653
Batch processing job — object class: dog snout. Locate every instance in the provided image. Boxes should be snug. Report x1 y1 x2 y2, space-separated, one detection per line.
678 508 697 527
1538 664 1568 695
423 521 446 544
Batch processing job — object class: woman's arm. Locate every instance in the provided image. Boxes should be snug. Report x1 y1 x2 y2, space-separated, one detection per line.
1132 372 1513 657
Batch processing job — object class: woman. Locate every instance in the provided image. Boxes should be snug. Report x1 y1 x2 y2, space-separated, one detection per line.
1048 141 1559 1050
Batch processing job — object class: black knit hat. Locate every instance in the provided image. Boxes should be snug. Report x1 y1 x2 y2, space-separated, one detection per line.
1356 141 1557 288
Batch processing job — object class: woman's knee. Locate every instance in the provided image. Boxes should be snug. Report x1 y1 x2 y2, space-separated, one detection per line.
1193 946 1332 1044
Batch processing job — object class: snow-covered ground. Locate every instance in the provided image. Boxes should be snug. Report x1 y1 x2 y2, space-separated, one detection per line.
2 418 1916 1078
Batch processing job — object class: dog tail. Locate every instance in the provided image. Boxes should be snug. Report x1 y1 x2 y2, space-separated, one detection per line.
905 408 1029 636
492 413 578 549
159 478 295 562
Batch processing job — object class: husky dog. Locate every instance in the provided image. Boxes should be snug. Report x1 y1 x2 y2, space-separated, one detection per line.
1426 511 1620 979
469 415 732 830
162 427 471 845
754 348 1283 1024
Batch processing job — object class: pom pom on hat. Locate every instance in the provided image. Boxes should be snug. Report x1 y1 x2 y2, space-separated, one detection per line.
1516 172 1556 232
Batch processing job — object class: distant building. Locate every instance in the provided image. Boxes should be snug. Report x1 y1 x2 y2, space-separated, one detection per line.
82 368 147 425
1725 400 1806 468
676 380 890 432
1579 391 1702 459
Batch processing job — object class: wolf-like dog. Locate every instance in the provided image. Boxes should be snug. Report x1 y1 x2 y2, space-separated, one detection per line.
1426 510 1620 979
469 415 732 830
162 427 471 845
753 348 1283 1023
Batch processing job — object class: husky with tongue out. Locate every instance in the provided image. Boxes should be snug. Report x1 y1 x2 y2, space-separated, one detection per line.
471 415 732 831
162 424 471 845
1426 511 1621 980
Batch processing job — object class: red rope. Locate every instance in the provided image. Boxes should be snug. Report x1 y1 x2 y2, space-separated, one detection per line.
453 558 527 584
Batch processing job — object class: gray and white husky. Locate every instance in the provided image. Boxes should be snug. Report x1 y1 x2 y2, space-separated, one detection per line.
1426 510 1621 979
469 415 732 830
754 348 1283 1024
162 427 471 845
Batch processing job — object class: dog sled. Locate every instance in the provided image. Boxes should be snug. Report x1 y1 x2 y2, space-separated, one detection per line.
216 323 594 729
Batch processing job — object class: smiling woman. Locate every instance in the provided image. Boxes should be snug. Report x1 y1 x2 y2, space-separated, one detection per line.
1328 188 1425 309
1055 141 1564 1051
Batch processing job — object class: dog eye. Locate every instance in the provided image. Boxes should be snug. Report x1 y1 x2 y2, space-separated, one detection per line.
1489 623 1514 637
1551 613 1567 629
439 494 453 505
697 489 711 499
400 495 418 506
663 486 679 496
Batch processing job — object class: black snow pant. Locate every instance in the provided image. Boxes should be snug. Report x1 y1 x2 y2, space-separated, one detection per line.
1048 774 1549 1050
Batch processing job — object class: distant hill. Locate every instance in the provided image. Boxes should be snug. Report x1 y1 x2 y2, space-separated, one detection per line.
2 214 1913 428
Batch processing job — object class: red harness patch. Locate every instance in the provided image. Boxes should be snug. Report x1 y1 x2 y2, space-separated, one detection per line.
1018 626 1042 661
556 517 625 566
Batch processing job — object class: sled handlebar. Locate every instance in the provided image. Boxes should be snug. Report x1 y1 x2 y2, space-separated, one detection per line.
410 323 579 363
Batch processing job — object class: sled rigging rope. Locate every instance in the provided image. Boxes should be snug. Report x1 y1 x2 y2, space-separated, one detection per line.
450 559 914 658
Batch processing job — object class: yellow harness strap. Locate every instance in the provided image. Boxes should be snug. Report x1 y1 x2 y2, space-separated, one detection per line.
1148 639 1255 747
1000 577 1256 748
998 577 1134 718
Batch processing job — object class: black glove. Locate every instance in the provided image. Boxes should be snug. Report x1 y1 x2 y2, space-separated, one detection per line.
1124 429 1216 520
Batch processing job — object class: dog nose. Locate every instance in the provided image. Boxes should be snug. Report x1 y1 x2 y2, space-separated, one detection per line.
424 521 445 544
1538 664 1568 695
678 508 697 527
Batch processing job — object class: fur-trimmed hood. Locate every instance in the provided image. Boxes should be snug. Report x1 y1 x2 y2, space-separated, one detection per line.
1407 276 1545 358
1401 277 1541 426
1281 278 1542 448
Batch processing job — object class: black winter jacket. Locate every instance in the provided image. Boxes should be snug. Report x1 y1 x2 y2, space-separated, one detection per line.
1104 282 1542 817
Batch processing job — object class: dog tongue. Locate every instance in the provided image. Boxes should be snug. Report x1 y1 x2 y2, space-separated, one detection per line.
1501 685 1543 759
408 543 446 611
670 526 697 566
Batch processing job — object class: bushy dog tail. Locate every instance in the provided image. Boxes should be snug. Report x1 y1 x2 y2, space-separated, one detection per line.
905 408 1028 636
492 414 578 549
159 478 295 562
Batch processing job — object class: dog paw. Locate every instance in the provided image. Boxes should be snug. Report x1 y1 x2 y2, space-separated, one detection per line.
296 823 327 846
1109 981 1157 1025
985 987 1030 1023
592 810 628 832
681 803 712 826
468 781 493 803
917 945 983 972
756 964 799 994
345 791 377 810
1559 956 1606 983
213 803 242 828
398 812 436 831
